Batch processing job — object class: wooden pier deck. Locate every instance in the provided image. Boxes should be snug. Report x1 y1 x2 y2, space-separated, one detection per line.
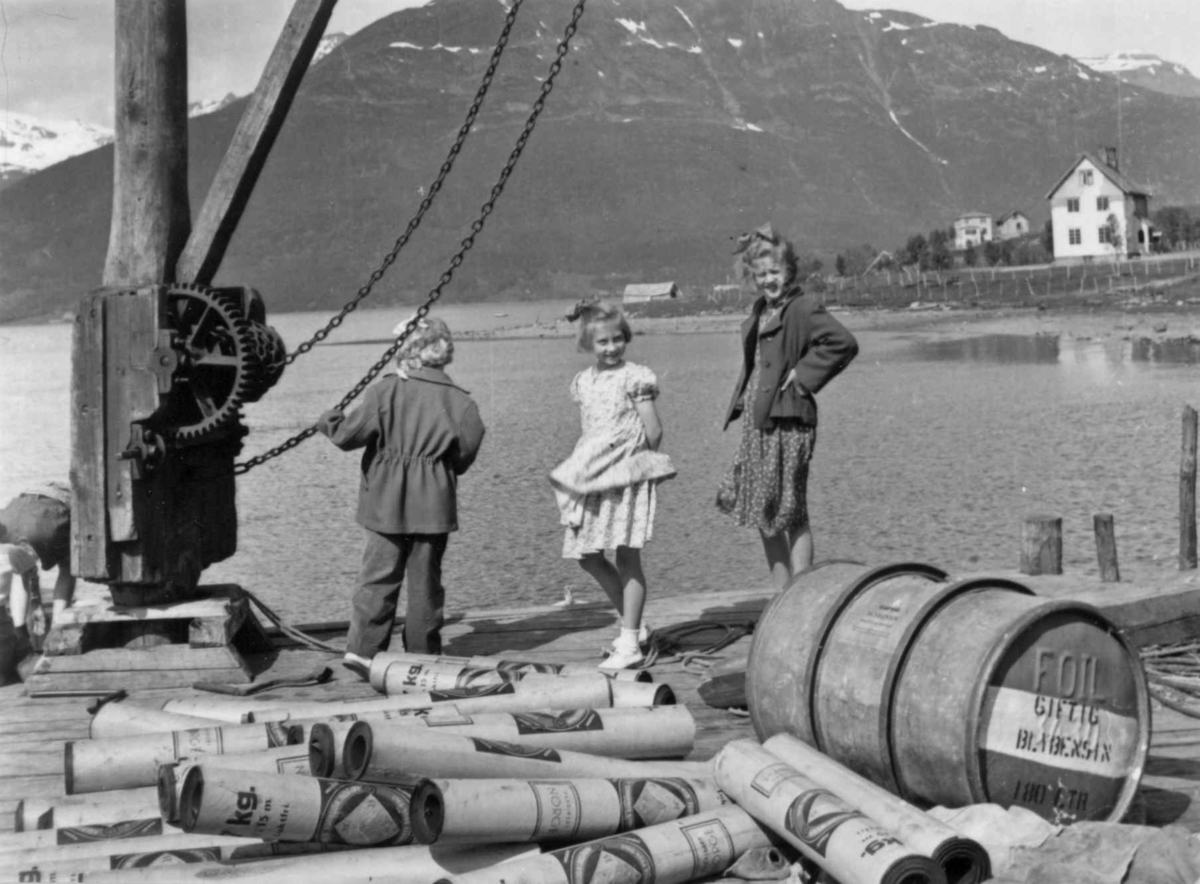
4 567 1200 838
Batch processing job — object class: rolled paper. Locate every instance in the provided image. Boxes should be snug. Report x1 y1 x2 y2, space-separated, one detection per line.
382 669 630 698
313 706 694 777
373 656 651 695
0 817 182 854
714 740 943 884
162 677 620 724
15 788 161 832
0 840 356 879
369 652 651 691
307 720 361 778
342 722 711 784
610 680 675 707
763 734 990 884
76 843 541 883
412 776 730 844
436 804 775 884
90 701 229 738
179 765 424 847
64 721 301 794
0 831 263 873
159 747 313 826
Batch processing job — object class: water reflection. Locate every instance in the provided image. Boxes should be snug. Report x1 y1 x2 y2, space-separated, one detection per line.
908 334 1061 364
909 333 1200 366
1129 337 1200 365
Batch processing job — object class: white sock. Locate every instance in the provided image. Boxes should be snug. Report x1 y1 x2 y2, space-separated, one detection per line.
614 627 641 655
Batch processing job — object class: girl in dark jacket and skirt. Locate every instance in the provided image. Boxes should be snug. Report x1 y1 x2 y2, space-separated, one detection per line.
717 224 858 591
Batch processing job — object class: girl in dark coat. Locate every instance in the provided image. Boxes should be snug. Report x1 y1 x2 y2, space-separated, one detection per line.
319 317 485 675
717 224 858 590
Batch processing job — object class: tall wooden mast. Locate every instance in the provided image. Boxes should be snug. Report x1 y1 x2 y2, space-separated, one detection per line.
105 0 191 287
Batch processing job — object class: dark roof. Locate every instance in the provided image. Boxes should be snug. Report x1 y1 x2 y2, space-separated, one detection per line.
996 210 1028 224
1044 152 1150 199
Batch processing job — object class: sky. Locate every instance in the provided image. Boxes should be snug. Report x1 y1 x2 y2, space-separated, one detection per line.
1 0 1198 129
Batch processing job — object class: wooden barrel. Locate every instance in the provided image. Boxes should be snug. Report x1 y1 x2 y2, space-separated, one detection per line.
746 561 1150 823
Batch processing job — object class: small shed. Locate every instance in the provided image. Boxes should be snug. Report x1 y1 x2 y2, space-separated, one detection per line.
623 282 680 304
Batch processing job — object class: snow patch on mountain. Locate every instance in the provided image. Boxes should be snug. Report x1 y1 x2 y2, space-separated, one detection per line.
0 112 112 180
1078 51 1175 74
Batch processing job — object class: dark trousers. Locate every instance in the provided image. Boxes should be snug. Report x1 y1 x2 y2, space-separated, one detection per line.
347 530 448 657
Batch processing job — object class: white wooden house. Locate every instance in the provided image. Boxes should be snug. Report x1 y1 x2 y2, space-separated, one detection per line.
953 212 994 250
996 211 1030 240
1045 149 1151 261
623 282 680 304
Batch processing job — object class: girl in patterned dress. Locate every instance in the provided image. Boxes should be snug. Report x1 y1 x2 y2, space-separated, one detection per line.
550 300 675 670
717 224 858 591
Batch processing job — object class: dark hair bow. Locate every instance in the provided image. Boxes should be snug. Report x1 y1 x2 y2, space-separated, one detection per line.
564 296 602 322
732 223 779 254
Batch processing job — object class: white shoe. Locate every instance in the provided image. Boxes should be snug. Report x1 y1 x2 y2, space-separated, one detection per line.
603 623 653 657
599 647 645 671
343 652 372 680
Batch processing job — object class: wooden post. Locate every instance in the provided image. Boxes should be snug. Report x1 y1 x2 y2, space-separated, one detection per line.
104 0 190 286
1020 515 1063 575
1093 514 1120 582
1181 406 1198 570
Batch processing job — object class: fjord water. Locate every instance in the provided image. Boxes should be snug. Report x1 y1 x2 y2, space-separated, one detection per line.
2 305 1198 624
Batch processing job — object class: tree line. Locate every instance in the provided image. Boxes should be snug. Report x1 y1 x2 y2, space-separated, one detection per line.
833 205 1200 278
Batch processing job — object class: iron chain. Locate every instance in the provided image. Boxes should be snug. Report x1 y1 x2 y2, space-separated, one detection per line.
235 0 587 475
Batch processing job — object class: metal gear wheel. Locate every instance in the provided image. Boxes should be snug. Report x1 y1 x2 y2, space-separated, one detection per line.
161 284 257 442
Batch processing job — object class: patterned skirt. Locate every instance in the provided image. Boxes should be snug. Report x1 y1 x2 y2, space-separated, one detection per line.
716 418 815 535
562 481 657 560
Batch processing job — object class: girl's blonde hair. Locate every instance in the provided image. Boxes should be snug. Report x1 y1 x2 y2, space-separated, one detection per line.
567 299 632 352
394 315 454 371
733 223 799 287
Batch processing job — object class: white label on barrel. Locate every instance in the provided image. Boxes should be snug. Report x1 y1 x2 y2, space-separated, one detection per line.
681 818 738 878
982 687 1139 777
749 762 796 798
273 754 311 775
172 728 224 758
531 780 583 840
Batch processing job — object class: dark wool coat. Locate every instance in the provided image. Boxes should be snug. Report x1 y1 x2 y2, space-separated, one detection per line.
318 368 485 534
722 286 859 431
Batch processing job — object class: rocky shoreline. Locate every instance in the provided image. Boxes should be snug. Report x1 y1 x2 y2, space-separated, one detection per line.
460 304 1200 347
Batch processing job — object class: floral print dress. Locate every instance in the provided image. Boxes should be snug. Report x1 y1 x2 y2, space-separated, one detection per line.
551 362 676 560
716 316 816 534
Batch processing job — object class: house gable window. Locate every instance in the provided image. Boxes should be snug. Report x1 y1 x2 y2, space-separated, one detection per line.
1079 170 1094 186
1069 228 1082 245
1067 198 1080 212
1097 196 1109 211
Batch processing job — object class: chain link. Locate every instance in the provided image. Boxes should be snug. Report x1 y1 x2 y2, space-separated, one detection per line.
283 0 525 365
235 0 588 475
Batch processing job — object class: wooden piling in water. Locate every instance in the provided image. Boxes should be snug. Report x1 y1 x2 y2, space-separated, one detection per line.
1020 515 1063 575
1181 406 1198 570
1094 514 1120 582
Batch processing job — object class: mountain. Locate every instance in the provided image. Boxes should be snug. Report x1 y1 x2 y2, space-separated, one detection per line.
0 113 112 190
2 0 1200 322
0 32 351 194
1076 51 1200 98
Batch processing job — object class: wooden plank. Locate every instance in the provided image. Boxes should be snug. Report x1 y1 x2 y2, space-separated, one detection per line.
71 292 110 580
31 646 250 674
0 753 64 779
104 0 190 286
24 667 252 693
0 720 89 740
176 0 339 284
56 589 243 626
